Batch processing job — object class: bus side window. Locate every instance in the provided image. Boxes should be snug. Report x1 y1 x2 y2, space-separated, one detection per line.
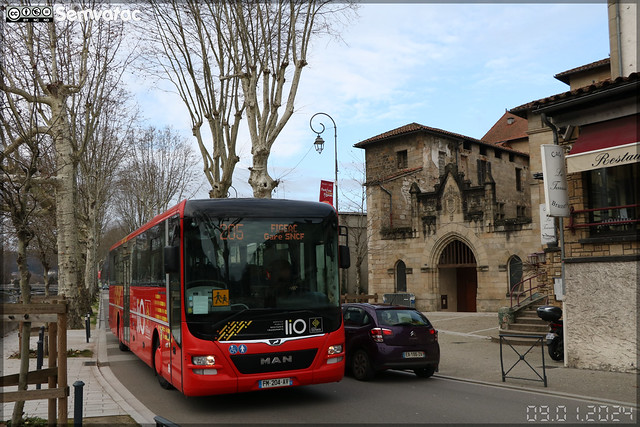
168 216 181 346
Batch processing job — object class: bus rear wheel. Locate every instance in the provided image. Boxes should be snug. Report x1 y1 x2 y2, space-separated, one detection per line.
117 316 128 351
153 338 173 390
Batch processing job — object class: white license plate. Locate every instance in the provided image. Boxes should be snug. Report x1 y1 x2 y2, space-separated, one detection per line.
546 333 556 340
259 378 292 389
403 351 425 358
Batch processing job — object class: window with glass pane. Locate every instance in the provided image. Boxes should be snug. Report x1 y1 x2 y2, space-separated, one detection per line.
586 164 639 236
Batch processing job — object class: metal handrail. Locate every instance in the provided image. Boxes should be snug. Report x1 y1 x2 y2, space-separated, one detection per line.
568 203 639 231
509 272 544 308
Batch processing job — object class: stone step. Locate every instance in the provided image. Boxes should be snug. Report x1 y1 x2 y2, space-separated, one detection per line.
515 317 548 326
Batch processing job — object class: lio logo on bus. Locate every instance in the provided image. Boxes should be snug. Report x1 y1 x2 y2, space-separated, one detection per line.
284 318 307 335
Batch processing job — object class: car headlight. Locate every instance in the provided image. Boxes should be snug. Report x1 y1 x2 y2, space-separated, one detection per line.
192 355 216 365
327 344 343 355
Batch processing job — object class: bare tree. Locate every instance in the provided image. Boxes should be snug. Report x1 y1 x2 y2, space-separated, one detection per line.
0 1 133 327
231 1 341 198
114 126 202 232
78 86 138 296
142 0 243 199
0 81 52 424
0 1 130 328
341 156 369 294
144 1 357 198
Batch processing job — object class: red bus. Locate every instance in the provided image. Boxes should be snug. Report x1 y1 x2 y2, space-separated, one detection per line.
107 198 348 396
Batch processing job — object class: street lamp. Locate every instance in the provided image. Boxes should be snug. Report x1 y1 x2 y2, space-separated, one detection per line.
310 112 338 212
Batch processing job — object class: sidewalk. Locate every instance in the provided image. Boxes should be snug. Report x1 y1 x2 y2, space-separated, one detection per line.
425 311 638 406
2 308 637 425
1 295 154 425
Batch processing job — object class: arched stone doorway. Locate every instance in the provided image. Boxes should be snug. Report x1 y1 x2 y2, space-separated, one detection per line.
437 240 477 312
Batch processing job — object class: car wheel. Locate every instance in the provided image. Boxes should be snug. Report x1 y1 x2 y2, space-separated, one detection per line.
414 366 436 378
351 349 374 381
154 340 173 390
548 336 564 361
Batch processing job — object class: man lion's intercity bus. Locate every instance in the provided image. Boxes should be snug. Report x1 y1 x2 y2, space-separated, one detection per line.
108 199 349 396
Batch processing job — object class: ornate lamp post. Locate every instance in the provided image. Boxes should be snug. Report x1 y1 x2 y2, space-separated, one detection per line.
309 112 338 212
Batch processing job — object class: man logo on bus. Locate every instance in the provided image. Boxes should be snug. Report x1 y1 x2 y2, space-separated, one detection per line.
284 318 306 335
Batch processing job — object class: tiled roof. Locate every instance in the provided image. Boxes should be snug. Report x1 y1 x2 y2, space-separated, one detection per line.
554 58 610 84
510 72 639 117
354 122 527 156
481 111 528 145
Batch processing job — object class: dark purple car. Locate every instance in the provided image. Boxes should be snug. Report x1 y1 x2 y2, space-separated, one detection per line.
342 303 440 381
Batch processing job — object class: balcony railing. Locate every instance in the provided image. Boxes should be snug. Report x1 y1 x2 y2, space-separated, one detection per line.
568 204 639 234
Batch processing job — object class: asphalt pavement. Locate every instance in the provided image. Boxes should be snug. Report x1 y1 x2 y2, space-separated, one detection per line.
1 300 637 426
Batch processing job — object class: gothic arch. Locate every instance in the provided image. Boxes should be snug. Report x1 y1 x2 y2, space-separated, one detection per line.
429 232 480 312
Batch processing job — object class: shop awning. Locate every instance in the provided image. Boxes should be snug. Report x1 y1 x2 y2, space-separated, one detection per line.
566 115 639 173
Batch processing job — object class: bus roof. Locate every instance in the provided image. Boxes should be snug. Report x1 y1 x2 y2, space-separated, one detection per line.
110 198 336 252
184 198 337 218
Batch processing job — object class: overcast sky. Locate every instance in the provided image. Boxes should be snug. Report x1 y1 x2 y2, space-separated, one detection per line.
130 1 610 209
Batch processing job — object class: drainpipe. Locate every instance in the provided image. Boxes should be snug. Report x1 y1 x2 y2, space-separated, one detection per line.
541 113 567 365
379 185 393 229
615 0 623 78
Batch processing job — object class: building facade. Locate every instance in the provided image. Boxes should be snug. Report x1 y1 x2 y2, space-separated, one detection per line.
355 124 545 312
512 64 638 373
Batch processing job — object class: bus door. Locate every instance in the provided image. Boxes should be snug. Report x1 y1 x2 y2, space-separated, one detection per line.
122 255 131 345
167 215 183 390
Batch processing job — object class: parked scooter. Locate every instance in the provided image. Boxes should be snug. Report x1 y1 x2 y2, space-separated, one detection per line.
536 305 563 361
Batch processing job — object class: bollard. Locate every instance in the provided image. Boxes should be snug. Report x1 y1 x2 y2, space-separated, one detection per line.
73 380 85 426
85 313 91 343
36 327 44 390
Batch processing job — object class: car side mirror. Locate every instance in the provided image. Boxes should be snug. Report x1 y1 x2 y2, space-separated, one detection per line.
164 246 179 274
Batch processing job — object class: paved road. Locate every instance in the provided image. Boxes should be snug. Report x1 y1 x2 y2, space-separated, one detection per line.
105 331 635 425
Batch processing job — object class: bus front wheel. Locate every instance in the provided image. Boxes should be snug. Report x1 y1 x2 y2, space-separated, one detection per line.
153 337 173 390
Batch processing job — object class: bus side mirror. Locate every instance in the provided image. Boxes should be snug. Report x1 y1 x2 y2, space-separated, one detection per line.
339 245 351 269
164 246 179 273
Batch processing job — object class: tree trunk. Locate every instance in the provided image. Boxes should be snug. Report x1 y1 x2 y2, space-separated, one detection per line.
52 99 84 328
11 232 32 425
248 148 278 198
84 199 98 297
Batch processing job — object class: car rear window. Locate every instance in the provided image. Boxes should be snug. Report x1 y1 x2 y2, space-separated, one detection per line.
376 309 431 327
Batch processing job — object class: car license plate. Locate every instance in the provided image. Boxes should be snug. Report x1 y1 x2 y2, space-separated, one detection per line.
546 333 556 340
259 378 292 389
403 351 425 358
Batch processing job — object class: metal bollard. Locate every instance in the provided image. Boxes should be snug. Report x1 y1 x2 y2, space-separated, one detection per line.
85 313 91 343
36 327 44 390
73 380 85 426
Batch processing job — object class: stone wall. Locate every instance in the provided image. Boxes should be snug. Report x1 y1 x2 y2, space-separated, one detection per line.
565 260 638 373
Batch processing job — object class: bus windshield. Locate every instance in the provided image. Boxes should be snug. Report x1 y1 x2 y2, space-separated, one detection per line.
183 212 341 340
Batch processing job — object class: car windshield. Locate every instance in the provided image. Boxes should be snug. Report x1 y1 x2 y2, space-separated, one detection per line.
376 309 431 327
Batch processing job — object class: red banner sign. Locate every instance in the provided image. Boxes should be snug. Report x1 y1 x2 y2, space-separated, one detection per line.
319 180 334 206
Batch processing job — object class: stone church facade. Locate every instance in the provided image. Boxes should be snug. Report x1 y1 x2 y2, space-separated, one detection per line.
355 123 544 312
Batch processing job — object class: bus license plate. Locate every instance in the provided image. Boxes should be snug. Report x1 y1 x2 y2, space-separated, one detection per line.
403 351 425 358
259 378 292 389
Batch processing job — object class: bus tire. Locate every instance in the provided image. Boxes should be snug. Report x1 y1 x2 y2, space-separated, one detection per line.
117 316 128 351
153 336 173 390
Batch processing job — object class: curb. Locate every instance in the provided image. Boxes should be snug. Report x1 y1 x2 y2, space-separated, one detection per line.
95 295 156 426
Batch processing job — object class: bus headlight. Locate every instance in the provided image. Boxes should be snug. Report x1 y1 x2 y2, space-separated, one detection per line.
192 355 216 365
327 344 343 355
